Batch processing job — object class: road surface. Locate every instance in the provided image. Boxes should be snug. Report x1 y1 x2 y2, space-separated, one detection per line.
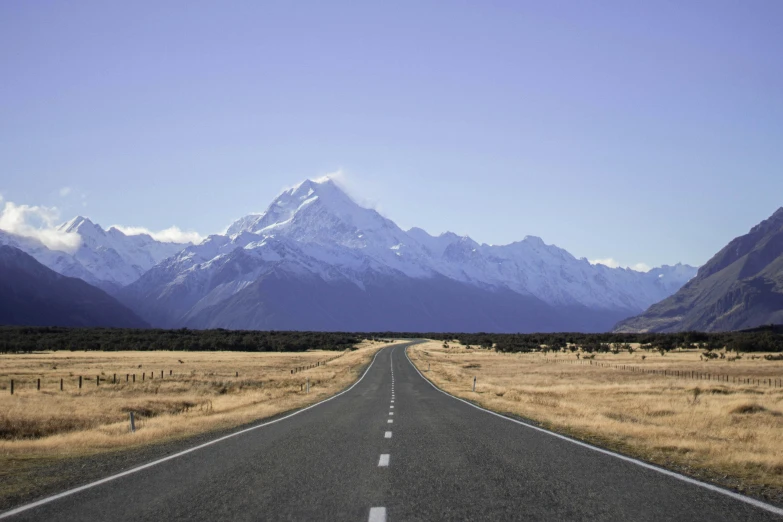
3 341 781 521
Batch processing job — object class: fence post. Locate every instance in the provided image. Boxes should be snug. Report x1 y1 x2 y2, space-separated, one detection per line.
169 370 172 376
10 379 13 395
60 378 63 391
113 374 116 384
37 378 40 391
97 375 99 386
307 377 310 394
129 412 135 433
161 370 163 379
79 376 82 389
473 376 476 392
142 373 145 381
133 374 136 383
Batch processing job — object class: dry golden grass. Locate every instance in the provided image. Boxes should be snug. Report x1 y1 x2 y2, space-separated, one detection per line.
409 341 783 499
0 340 400 459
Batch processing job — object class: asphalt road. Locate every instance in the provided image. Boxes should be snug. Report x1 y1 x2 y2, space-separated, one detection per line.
3 341 782 521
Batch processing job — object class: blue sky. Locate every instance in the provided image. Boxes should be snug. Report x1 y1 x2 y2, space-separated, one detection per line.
1 1 781 269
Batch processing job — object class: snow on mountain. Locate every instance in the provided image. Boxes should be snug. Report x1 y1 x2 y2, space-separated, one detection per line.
0 228 101 287
120 177 697 331
1 217 189 293
56 216 186 289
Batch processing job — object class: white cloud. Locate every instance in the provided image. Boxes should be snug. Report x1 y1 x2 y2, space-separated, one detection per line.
590 258 652 272
629 262 652 272
313 168 346 185
59 186 72 197
0 200 82 253
111 225 203 244
589 257 621 268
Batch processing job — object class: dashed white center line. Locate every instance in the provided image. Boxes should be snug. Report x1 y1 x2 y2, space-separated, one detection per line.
389 412 393 416
390 405 394 408
388 419 393 423
385 431 392 438
378 454 390 467
369 506 387 522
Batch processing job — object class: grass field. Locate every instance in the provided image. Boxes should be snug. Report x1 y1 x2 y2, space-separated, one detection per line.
0 340 401 457
408 340 783 502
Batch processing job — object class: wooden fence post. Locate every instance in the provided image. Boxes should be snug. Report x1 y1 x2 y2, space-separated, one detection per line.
79 376 82 389
37 378 41 391
60 378 63 391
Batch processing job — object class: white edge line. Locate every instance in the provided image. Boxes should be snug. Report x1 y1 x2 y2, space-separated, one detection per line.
0 345 394 520
402 344 783 517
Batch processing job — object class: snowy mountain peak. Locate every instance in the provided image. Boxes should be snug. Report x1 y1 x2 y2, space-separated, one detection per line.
225 177 397 245
226 178 344 237
59 216 101 235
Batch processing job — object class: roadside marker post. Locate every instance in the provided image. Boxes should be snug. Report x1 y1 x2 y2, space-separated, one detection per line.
307 377 310 394
129 412 135 433
473 376 476 392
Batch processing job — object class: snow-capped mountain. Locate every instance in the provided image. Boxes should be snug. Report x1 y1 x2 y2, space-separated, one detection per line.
119 178 696 332
0 217 188 293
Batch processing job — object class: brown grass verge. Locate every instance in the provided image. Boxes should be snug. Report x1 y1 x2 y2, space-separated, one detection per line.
408 341 783 503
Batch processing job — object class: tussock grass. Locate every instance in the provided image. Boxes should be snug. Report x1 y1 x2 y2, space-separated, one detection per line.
409 341 783 500
0 340 397 458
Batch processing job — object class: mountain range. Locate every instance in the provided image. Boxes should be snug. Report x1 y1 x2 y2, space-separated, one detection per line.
116 178 695 331
0 245 146 328
0 178 705 332
615 208 783 333
0 218 186 294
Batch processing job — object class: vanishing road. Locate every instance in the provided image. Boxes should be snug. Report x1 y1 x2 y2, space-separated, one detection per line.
3 341 782 521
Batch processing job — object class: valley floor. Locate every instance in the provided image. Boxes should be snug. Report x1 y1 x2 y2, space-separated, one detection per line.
0 340 398 508
408 341 783 504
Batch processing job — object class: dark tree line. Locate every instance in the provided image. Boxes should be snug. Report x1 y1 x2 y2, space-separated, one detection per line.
0 327 362 353
370 325 783 354
2 325 782 354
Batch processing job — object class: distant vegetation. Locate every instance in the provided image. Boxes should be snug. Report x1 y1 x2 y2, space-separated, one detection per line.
2 325 783 353
0 327 362 353
375 326 783 353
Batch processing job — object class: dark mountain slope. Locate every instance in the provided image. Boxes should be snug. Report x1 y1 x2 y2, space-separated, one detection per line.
183 266 629 333
0 245 148 328
614 208 783 332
